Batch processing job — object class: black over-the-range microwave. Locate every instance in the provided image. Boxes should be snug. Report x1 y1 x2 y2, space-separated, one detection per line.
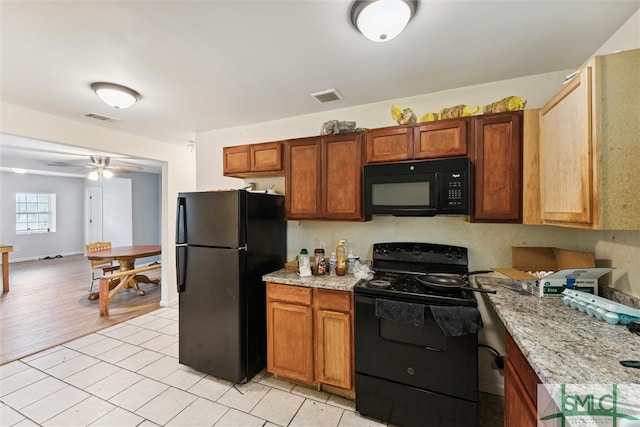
363 157 472 217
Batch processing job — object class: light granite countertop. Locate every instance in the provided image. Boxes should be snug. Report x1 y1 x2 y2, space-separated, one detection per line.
475 276 640 386
263 268 361 291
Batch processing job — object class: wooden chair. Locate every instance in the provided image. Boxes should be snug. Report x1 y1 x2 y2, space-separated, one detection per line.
86 241 119 292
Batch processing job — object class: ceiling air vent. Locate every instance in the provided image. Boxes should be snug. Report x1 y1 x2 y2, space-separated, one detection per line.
310 88 343 104
84 112 114 122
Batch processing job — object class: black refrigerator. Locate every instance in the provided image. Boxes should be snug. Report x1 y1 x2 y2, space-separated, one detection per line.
175 190 286 383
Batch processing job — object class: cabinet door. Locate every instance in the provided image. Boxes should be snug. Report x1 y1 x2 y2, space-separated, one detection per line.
285 137 322 219
413 118 468 159
540 66 593 225
322 133 366 220
250 142 282 172
267 300 314 384
471 112 523 223
315 309 352 390
223 145 250 176
504 358 537 427
365 126 413 164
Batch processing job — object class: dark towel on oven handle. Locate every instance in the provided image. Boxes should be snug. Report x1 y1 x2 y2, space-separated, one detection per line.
430 305 483 337
375 298 425 327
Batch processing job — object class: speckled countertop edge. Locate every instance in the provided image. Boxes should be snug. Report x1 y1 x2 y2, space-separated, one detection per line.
475 276 640 387
263 268 361 291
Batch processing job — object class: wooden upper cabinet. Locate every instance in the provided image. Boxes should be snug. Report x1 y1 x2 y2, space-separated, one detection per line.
286 133 367 221
365 120 469 164
223 145 250 176
285 137 322 219
223 141 283 177
364 125 413 164
539 49 640 230
413 118 469 159
322 133 366 221
471 111 523 223
250 142 282 172
540 66 593 226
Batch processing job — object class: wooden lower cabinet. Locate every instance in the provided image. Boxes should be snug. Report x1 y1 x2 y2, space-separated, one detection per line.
504 331 541 427
266 283 354 394
267 300 314 383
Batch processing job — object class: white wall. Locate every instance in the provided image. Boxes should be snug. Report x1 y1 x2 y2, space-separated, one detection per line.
194 11 640 396
0 171 85 261
131 172 161 246
101 177 133 247
0 103 197 306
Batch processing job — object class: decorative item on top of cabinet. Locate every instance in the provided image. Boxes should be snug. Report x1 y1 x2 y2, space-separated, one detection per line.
539 49 640 230
285 132 368 221
471 111 523 223
223 141 283 178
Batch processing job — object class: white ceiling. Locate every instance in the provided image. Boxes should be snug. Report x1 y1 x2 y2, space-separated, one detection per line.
1 0 638 171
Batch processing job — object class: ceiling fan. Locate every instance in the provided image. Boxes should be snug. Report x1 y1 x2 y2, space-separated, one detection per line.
48 155 143 179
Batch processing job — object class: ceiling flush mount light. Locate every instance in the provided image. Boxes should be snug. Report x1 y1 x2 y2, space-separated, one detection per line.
350 0 418 42
90 82 141 109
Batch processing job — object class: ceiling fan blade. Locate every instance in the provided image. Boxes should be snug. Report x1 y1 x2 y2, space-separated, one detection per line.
47 161 77 167
107 165 143 173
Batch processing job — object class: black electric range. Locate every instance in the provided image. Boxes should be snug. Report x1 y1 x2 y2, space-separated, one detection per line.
353 242 478 307
354 242 481 427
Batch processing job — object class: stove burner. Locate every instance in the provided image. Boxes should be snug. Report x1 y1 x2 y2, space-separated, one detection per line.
354 242 478 307
367 279 391 289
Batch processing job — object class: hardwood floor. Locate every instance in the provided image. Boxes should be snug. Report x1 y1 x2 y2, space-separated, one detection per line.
0 254 161 365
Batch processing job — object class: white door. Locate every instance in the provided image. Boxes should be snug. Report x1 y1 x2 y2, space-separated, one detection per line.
85 187 103 244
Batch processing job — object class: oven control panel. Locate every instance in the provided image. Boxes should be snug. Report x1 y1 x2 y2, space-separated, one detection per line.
372 242 468 270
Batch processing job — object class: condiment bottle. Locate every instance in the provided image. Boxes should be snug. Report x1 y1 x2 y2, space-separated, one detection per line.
329 252 337 276
347 250 356 274
298 249 312 277
336 240 347 276
313 248 325 275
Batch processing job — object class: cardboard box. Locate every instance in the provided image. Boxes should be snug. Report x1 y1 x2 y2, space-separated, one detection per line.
494 247 613 297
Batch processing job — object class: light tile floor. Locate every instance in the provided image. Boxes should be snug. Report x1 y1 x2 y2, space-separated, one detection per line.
1 305 503 426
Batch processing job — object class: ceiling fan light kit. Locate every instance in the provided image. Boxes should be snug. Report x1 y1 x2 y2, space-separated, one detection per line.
90 82 141 109
350 0 418 42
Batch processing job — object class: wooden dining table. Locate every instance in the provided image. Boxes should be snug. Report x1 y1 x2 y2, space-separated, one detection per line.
86 244 161 298
1 244 13 293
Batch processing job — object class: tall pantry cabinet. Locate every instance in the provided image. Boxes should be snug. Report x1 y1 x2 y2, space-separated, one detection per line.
539 48 640 230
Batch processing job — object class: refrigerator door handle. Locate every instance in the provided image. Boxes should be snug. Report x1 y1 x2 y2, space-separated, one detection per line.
176 196 187 244
238 244 247 251
176 245 187 293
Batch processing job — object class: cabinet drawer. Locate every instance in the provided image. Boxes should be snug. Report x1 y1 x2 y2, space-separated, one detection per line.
267 283 312 305
315 289 351 312
506 332 540 402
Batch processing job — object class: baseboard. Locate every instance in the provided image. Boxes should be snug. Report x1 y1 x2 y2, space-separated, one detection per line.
9 251 84 263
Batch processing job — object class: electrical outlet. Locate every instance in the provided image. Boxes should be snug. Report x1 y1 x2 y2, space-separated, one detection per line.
491 355 505 370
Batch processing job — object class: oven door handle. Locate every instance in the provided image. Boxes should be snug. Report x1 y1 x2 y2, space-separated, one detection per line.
377 332 447 352
357 294 448 352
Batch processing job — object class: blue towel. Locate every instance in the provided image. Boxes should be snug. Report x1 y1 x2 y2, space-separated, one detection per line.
375 298 425 327
430 305 483 337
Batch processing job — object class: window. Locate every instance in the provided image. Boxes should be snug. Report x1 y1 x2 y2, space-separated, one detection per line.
15 192 57 234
